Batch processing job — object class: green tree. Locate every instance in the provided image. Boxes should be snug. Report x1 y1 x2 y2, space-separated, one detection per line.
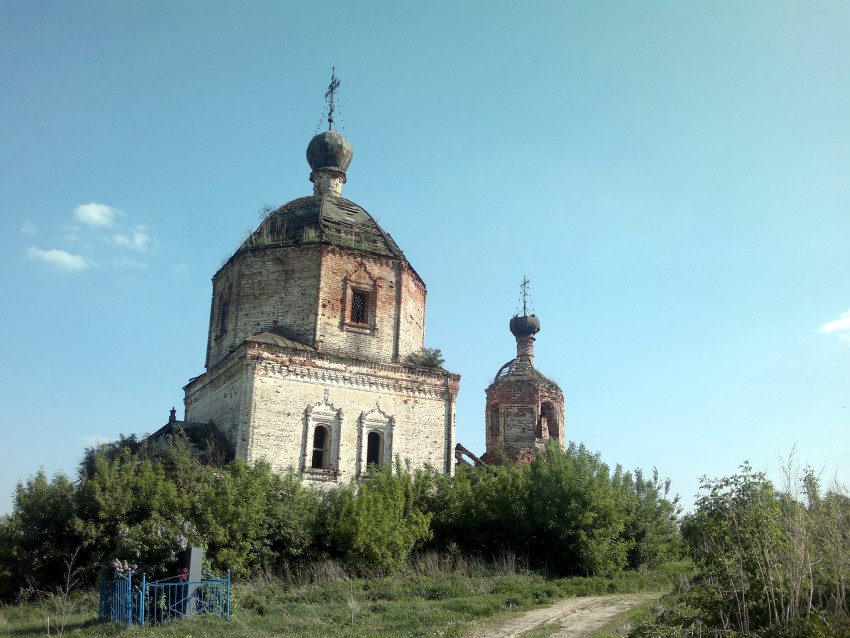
528 442 628 575
427 461 531 556
1 471 82 597
686 464 787 633
327 459 432 573
614 467 681 569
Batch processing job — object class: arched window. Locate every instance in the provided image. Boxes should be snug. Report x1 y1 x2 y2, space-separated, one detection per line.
366 431 382 467
488 405 500 437
541 402 559 438
311 425 330 469
217 299 229 337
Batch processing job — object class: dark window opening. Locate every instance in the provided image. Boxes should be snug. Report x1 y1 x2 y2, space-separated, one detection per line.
218 300 229 337
311 425 330 469
488 405 500 437
366 431 382 466
541 402 559 438
350 290 368 324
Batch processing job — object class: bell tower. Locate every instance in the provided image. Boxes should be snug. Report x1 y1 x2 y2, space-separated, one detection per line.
483 279 565 462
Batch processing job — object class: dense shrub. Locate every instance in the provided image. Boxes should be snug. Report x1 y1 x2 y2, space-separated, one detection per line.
424 441 681 577
0 471 82 597
636 463 850 637
325 460 432 574
1 434 682 600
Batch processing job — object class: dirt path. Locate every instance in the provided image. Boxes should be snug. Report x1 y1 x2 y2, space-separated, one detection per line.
467 593 658 638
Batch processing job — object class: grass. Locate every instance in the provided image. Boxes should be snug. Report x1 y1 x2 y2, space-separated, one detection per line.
0 560 693 638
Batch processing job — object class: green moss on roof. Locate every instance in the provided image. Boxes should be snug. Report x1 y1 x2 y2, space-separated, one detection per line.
241 195 404 258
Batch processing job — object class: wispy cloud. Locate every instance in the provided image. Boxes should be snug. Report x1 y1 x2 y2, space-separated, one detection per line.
26 247 93 272
73 203 123 227
20 221 37 235
817 309 850 335
26 203 157 273
817 310 850 345
111 226 151 252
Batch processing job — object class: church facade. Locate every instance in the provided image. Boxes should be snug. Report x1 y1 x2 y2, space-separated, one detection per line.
182 124 460 483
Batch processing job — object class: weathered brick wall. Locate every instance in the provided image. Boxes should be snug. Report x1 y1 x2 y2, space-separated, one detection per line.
485 376 564 460
206 245 323 369
183 356 255 459
205 243 426 370
189 342 458 481
398 262 427 361
315 246 425 365
190 209 454 484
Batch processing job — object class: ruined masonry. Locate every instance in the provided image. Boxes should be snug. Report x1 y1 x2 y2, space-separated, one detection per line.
482 301 565 463
181 125 460 484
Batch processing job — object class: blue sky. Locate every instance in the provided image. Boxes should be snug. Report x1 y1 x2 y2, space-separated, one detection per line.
2 1 849 514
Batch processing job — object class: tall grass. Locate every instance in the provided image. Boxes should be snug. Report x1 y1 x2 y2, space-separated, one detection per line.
0 557 692 638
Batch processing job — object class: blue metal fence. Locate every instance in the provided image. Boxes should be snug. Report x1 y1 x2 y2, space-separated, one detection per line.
98 570 230 626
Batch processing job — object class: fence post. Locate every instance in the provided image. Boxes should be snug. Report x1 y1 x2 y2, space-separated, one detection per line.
127 572 133 627
226 571 231 620
139 573 146 625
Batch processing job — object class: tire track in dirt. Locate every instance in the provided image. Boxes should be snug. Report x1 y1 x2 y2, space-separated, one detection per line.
466 593 658 638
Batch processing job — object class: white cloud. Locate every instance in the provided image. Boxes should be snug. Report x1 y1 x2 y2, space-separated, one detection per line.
20 221 37 235
111 226 151 252
818 309 850 335
26 246 92 271
73 202 123 227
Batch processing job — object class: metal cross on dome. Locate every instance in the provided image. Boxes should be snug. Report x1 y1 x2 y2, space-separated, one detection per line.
520 276 532 317
325 67 341 130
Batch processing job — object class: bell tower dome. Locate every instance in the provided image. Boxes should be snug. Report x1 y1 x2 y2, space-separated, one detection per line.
483 279 565 462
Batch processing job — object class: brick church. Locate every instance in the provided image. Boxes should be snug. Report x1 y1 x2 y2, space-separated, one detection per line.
179 99 460 484
164 77 563 481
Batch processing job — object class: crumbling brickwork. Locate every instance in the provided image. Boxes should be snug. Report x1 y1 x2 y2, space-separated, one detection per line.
483 314 565 462
185 126 459 484
186 341 459 479
485 376 564 461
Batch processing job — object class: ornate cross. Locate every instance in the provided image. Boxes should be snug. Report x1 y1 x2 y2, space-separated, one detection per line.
325 67 341 130
520 276 531 316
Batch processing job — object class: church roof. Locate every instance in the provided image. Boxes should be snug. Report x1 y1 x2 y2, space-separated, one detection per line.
493 358 560 388
246 331 318 351
239 195 404 258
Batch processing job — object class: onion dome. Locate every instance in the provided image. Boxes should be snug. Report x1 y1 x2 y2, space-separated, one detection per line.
307 130 353 174
306 130 353 197
509 314 540 337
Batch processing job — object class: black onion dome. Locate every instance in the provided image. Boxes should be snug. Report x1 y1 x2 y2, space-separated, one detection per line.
509 314 540 337
240 195 403 258
307 130 353 173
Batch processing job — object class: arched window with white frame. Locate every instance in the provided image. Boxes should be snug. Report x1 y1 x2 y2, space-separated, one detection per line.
311 425 331 469
303 396 342 480
366 431 383 467
358 405 394 475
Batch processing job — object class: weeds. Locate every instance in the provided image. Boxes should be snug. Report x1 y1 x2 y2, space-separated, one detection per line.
0 559 691 637
45 547 81 636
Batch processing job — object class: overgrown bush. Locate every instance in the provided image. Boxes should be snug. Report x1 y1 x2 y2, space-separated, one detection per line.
1 433 682 600
636 462 850 637
0 471 82 597
325 460 432 574
423 441 681 577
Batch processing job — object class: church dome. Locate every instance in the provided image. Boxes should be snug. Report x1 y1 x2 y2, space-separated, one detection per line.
509 314 540 337
307 130 353 173
240 195 404 259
